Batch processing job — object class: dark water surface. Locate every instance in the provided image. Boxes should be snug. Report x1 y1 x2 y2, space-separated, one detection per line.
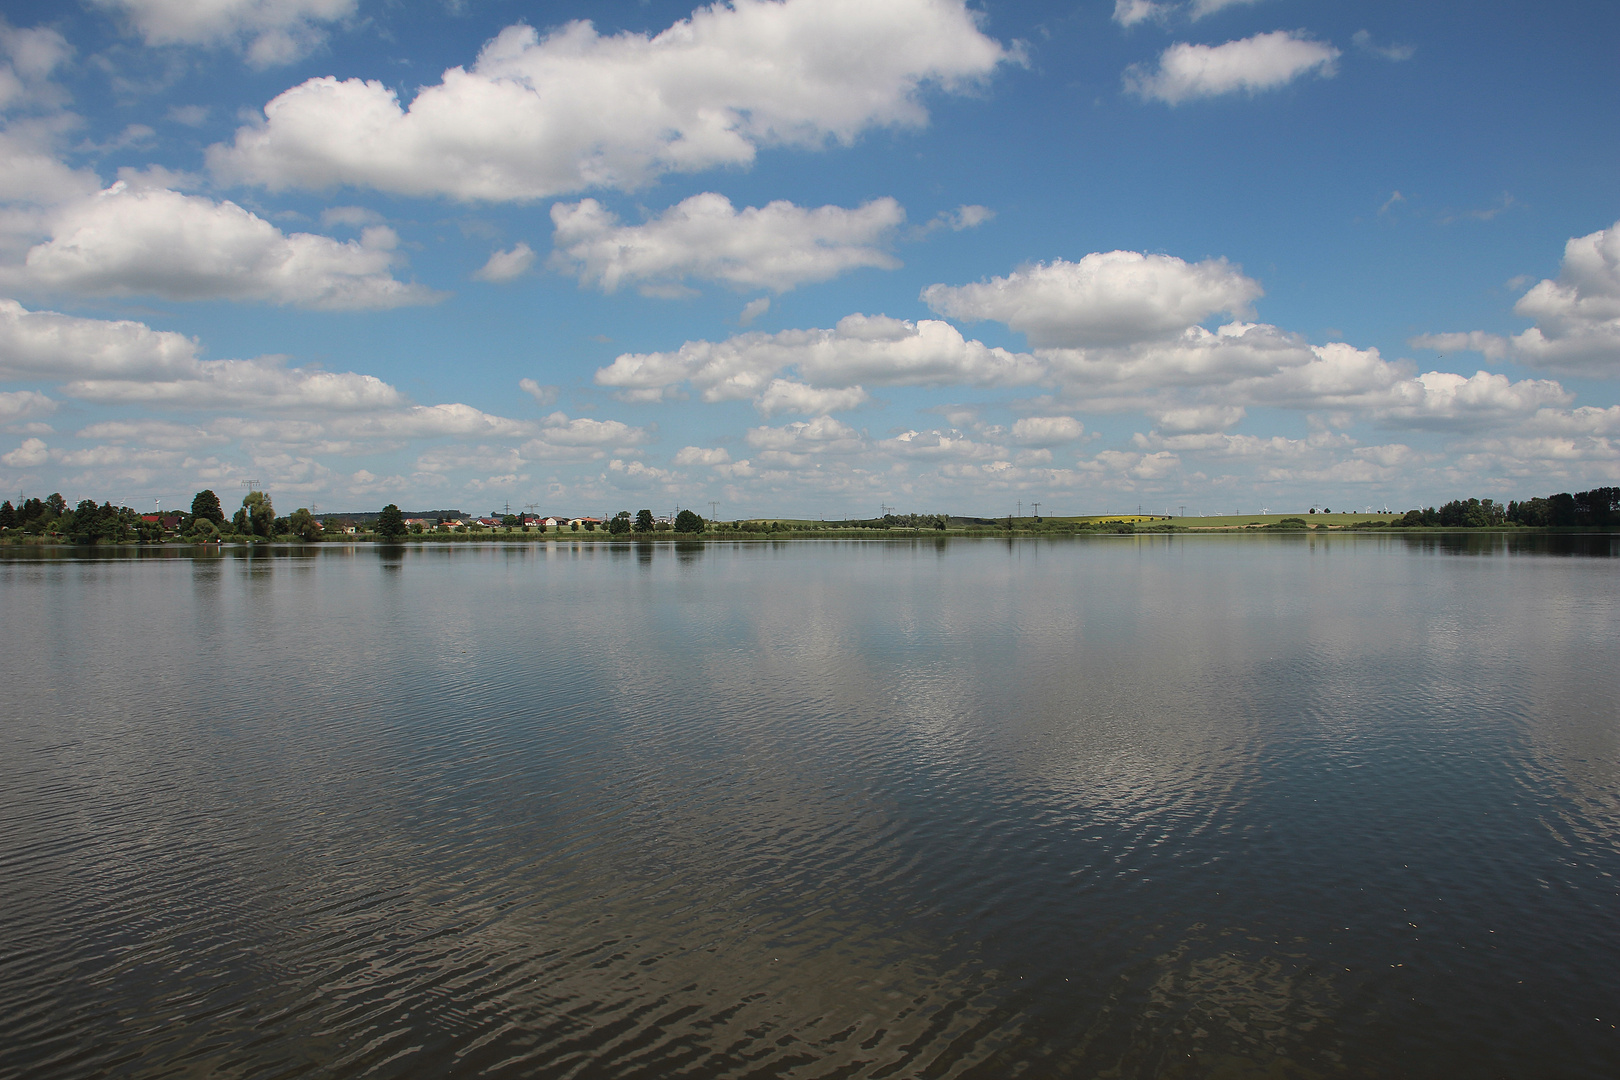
3 534 1618 1079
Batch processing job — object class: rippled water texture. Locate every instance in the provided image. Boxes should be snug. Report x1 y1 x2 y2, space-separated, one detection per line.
3 534 1618 1079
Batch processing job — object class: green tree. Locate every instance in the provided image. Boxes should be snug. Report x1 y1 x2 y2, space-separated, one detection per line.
241 490 276 537
0 500 14 530
674 509 704 533
68 499 104 544
288 507 320 541
1399 507 1439 527
65 501 143 545
608 511 631 535
1546 493 1577 526
376 503 407 539
634 508 655 533
188 516 220 542
1575 487 1620 527
190 489 225 525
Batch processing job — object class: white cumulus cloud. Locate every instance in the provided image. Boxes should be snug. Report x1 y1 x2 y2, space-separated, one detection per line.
343 403 535 441
0 388 55 420
1010 415 1086 446
1043 322 1313 398
0 298 434 414
1370 370 1571 429
91 0 358 67
0 296 202 380
550 193 904 295
1125 30 1340 105
595 313 1044 404
1188 0 1268 19
0 22 73 111
1113 0 1265 27
754 379 869 417
923 251 1262 347
535 411 650 447
746 415 866 461
1351 30 1415 62
208 0 1011 201
1112 1 1170 28
607 458 676 487
1 435 47 467
0 128 101 210
673 445 732 466
76 419 223 450
882 428 1002 460
19 183 441 309
474 242 535 283
921 204 994 233
64 358 408 412
1213 341 1570 430
1414 219 1620 376
1152 405 1245 433
518 378 559 405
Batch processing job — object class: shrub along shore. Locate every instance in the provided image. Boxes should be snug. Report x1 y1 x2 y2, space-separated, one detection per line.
3 488 1617 546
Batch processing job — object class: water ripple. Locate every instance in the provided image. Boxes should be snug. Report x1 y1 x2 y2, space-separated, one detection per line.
2 540 1618 1078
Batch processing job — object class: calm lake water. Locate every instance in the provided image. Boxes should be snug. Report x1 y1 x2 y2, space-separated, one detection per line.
2 534 1618 1079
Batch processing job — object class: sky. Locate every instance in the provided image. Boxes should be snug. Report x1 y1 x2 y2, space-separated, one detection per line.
0 0 1616 520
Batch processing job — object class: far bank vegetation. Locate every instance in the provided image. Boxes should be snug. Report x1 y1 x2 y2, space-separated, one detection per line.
2 487 1617 545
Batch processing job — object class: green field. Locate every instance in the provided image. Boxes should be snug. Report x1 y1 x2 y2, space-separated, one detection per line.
1167 512 1403 529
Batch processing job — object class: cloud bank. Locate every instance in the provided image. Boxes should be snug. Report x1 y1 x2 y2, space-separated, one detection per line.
19 183 441 309
209 0 1011 201
921 251 1262 347
550 194 904 295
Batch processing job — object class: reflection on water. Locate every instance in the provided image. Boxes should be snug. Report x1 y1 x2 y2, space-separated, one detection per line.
1 536 1617 1079
1398 530 1618 557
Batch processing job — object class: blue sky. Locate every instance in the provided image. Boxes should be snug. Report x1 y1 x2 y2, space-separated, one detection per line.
1 0 1616 518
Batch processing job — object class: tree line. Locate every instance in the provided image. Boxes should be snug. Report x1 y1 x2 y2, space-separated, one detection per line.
0 488 321 544
0 494 165 544
1398 488 1619 529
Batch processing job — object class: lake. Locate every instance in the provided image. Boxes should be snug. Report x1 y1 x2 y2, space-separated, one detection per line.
2 534 1617 1078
